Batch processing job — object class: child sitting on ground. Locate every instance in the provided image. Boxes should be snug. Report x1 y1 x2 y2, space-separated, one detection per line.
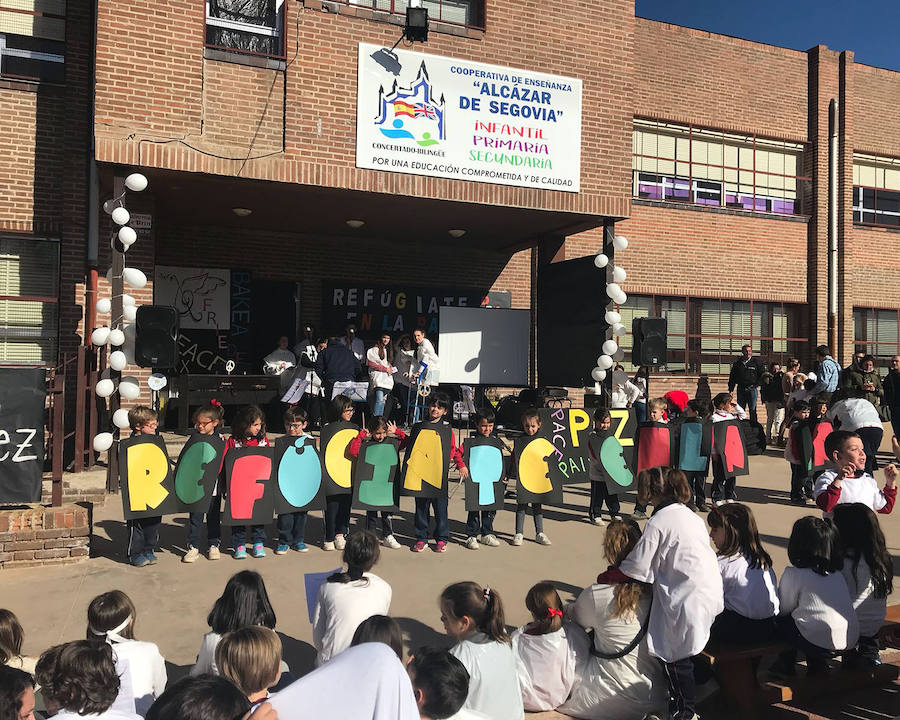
510 582 579 712
814 430 897 517
0 608 37 675
406 647 471 720
350 615 404 660
215 626 282 705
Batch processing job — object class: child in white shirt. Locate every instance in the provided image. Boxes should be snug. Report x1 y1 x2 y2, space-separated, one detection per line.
707 504 779 645
215 626 282 705
510 582 579 712
832 503 894 668
441 581 524 720
776 516 859 675
313 530 392 665
597 467 722 720
86 591 166 717
814 430 897 517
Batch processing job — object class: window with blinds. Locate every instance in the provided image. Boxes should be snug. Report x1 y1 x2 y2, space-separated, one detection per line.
633 119 807 215
853 154 900 227
0 237 58 365
0 0 65 82
853 307 900 365
206 0 285 57
615 294 805 375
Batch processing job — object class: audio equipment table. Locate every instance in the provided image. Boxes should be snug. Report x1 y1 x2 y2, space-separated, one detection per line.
173 374 281 431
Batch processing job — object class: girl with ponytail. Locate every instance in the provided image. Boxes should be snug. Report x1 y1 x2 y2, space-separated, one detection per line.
440 581 524 720
511 582 585 712
312 530 392 665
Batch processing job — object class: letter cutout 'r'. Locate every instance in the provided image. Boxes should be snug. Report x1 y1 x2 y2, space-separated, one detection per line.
127 442 170 511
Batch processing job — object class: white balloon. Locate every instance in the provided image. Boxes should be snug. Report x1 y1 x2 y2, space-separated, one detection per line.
596 354 613 370
123 305 137 323
111 207 130 226
113 408 132 429
614 290 628 305
606 283 621 299
91 326 110 346
613 266 627 283
119 377 141 400
108 350 127 371
95 378 115 398
102 199 117 215
605 310 621 325
613 348 626 362
122 294 136 307
591 367 607 382
613 235 629 250
125 173 148 192
122 267 147 289
602 339 619 356
93 432 114 453
96 298 111 315
108 328 125 346
593 253 609 269
118 226 137 247
612 323 627 336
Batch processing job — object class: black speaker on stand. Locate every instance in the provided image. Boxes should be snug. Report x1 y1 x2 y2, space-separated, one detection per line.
632 317 667 367
135 305 179 369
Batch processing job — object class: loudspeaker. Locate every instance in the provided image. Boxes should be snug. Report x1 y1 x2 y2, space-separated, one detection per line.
135 305 179 369
632 317 667 367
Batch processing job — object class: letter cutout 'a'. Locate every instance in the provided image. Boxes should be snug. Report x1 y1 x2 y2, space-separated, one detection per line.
119 434 179 520
400 422 450 498
223 447 275 525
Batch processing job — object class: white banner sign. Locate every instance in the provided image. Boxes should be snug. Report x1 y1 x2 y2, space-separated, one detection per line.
153 265 231 330
356 44 582 192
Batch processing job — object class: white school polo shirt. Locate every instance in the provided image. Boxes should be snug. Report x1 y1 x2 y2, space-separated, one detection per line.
717 554 779 620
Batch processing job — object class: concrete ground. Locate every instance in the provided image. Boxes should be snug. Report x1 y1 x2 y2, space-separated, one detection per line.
5 441 900 719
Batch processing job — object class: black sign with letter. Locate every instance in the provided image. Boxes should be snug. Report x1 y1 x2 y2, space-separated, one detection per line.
0 368 45 502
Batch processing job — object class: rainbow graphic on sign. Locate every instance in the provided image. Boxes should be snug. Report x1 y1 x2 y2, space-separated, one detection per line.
374 61 446 147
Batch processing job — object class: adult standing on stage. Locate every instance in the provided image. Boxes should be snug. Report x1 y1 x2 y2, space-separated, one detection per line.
727 344 765 423
412 328 439 387
883 355 900 439
392 334 415 423
262 335 297 394
315 336 360 407
294 325 325 429
340 322 366 364
366 333 396 417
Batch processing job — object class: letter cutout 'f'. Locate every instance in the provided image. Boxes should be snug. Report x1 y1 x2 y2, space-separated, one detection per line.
231 454 271 520
127 442 170 511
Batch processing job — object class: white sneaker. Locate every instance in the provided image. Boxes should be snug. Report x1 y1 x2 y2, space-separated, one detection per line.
207 546 220 561
512 533 524 546
383 535 401 549
481 534 500 547
465 536 480 550
182 547 200 563
323 541 336 551
726 499 736 504
334 534 347 550
591 516 606 526
536 532 552 546
713 500 727 507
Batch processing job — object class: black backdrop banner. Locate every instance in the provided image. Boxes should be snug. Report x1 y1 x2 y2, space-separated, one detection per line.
0 368 46 503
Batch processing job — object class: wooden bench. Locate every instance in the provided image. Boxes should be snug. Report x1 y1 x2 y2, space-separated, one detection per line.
701 604 900 715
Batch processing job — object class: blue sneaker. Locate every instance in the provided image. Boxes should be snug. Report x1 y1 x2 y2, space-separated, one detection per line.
145 551 158 565
275 543 290 555
234 545 247 560
252 543 266 558
131 554 150 567
292 541 309 553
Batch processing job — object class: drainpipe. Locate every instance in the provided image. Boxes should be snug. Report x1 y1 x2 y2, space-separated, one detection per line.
828 98 838 354
85 0 100 342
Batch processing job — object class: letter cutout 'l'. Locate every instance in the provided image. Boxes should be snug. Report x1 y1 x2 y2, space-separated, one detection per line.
128 442 170 511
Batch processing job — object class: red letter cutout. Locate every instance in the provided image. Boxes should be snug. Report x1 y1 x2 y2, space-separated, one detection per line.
637 426 671 472
811 421 833 469
723 424 747 474
231 454 272 520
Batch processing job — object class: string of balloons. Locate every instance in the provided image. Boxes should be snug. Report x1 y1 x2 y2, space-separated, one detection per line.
590 235 629 392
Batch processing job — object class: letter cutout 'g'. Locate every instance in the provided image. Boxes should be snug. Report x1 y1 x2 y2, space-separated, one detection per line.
174 441 218 504
279 439 322 508
599 436 633 488
127 442 170 511
404 429 444 492
519 437 555 494
324 428 358 489
231 454 271 520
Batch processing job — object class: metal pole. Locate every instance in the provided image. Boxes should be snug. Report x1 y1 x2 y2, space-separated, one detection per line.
602 221 616 401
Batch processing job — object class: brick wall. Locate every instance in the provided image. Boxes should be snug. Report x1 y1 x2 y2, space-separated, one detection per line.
853 63 900 157
0 504 91 570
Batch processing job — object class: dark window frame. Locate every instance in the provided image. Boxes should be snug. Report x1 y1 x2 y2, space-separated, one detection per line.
323 0 486 30
205 0 287 59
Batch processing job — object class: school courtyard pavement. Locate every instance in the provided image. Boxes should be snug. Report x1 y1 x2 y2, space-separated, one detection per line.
4 444 900 719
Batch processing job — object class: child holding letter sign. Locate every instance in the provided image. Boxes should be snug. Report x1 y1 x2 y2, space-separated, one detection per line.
184 400 226 563
126 406 162 568
511 409 551 547
226 406 270 560
460 407 503 549
275 407 313 555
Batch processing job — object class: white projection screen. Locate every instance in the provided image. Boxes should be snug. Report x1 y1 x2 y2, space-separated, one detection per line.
438 307 530 386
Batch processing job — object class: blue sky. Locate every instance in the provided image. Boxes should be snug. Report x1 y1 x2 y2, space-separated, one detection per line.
635 0 900 72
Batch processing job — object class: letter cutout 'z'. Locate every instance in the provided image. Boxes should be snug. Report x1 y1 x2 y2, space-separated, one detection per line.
173 433 225 511
400 421 451 498
320 421 359 496
223 446 275 525
274 435 324 513
463 435 506 511
119 434 179 520
353 439 400 511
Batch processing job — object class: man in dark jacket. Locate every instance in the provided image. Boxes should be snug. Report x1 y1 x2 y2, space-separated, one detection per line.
760 362 785 443
728 344 765 422
841 354 883 408
315 336 360 406
883 355 900 438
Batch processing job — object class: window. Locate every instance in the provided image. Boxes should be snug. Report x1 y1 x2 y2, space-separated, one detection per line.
854 307 900 365
633 119 808 216
615 294 807 374
0 1 65 82
206 0 285 57
0 237 59 365
853 154 900 227
342 0 485 28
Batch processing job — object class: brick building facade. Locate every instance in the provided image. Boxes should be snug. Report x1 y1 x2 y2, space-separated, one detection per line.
2 2 900 413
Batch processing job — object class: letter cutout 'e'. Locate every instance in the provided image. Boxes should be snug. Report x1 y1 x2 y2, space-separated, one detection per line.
174 440 218 505
279 438 322 508
599 436 633 488
404 428 444 492
231 454 271 520
519 437 555 494
324 428 357 489
128 442 170 511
